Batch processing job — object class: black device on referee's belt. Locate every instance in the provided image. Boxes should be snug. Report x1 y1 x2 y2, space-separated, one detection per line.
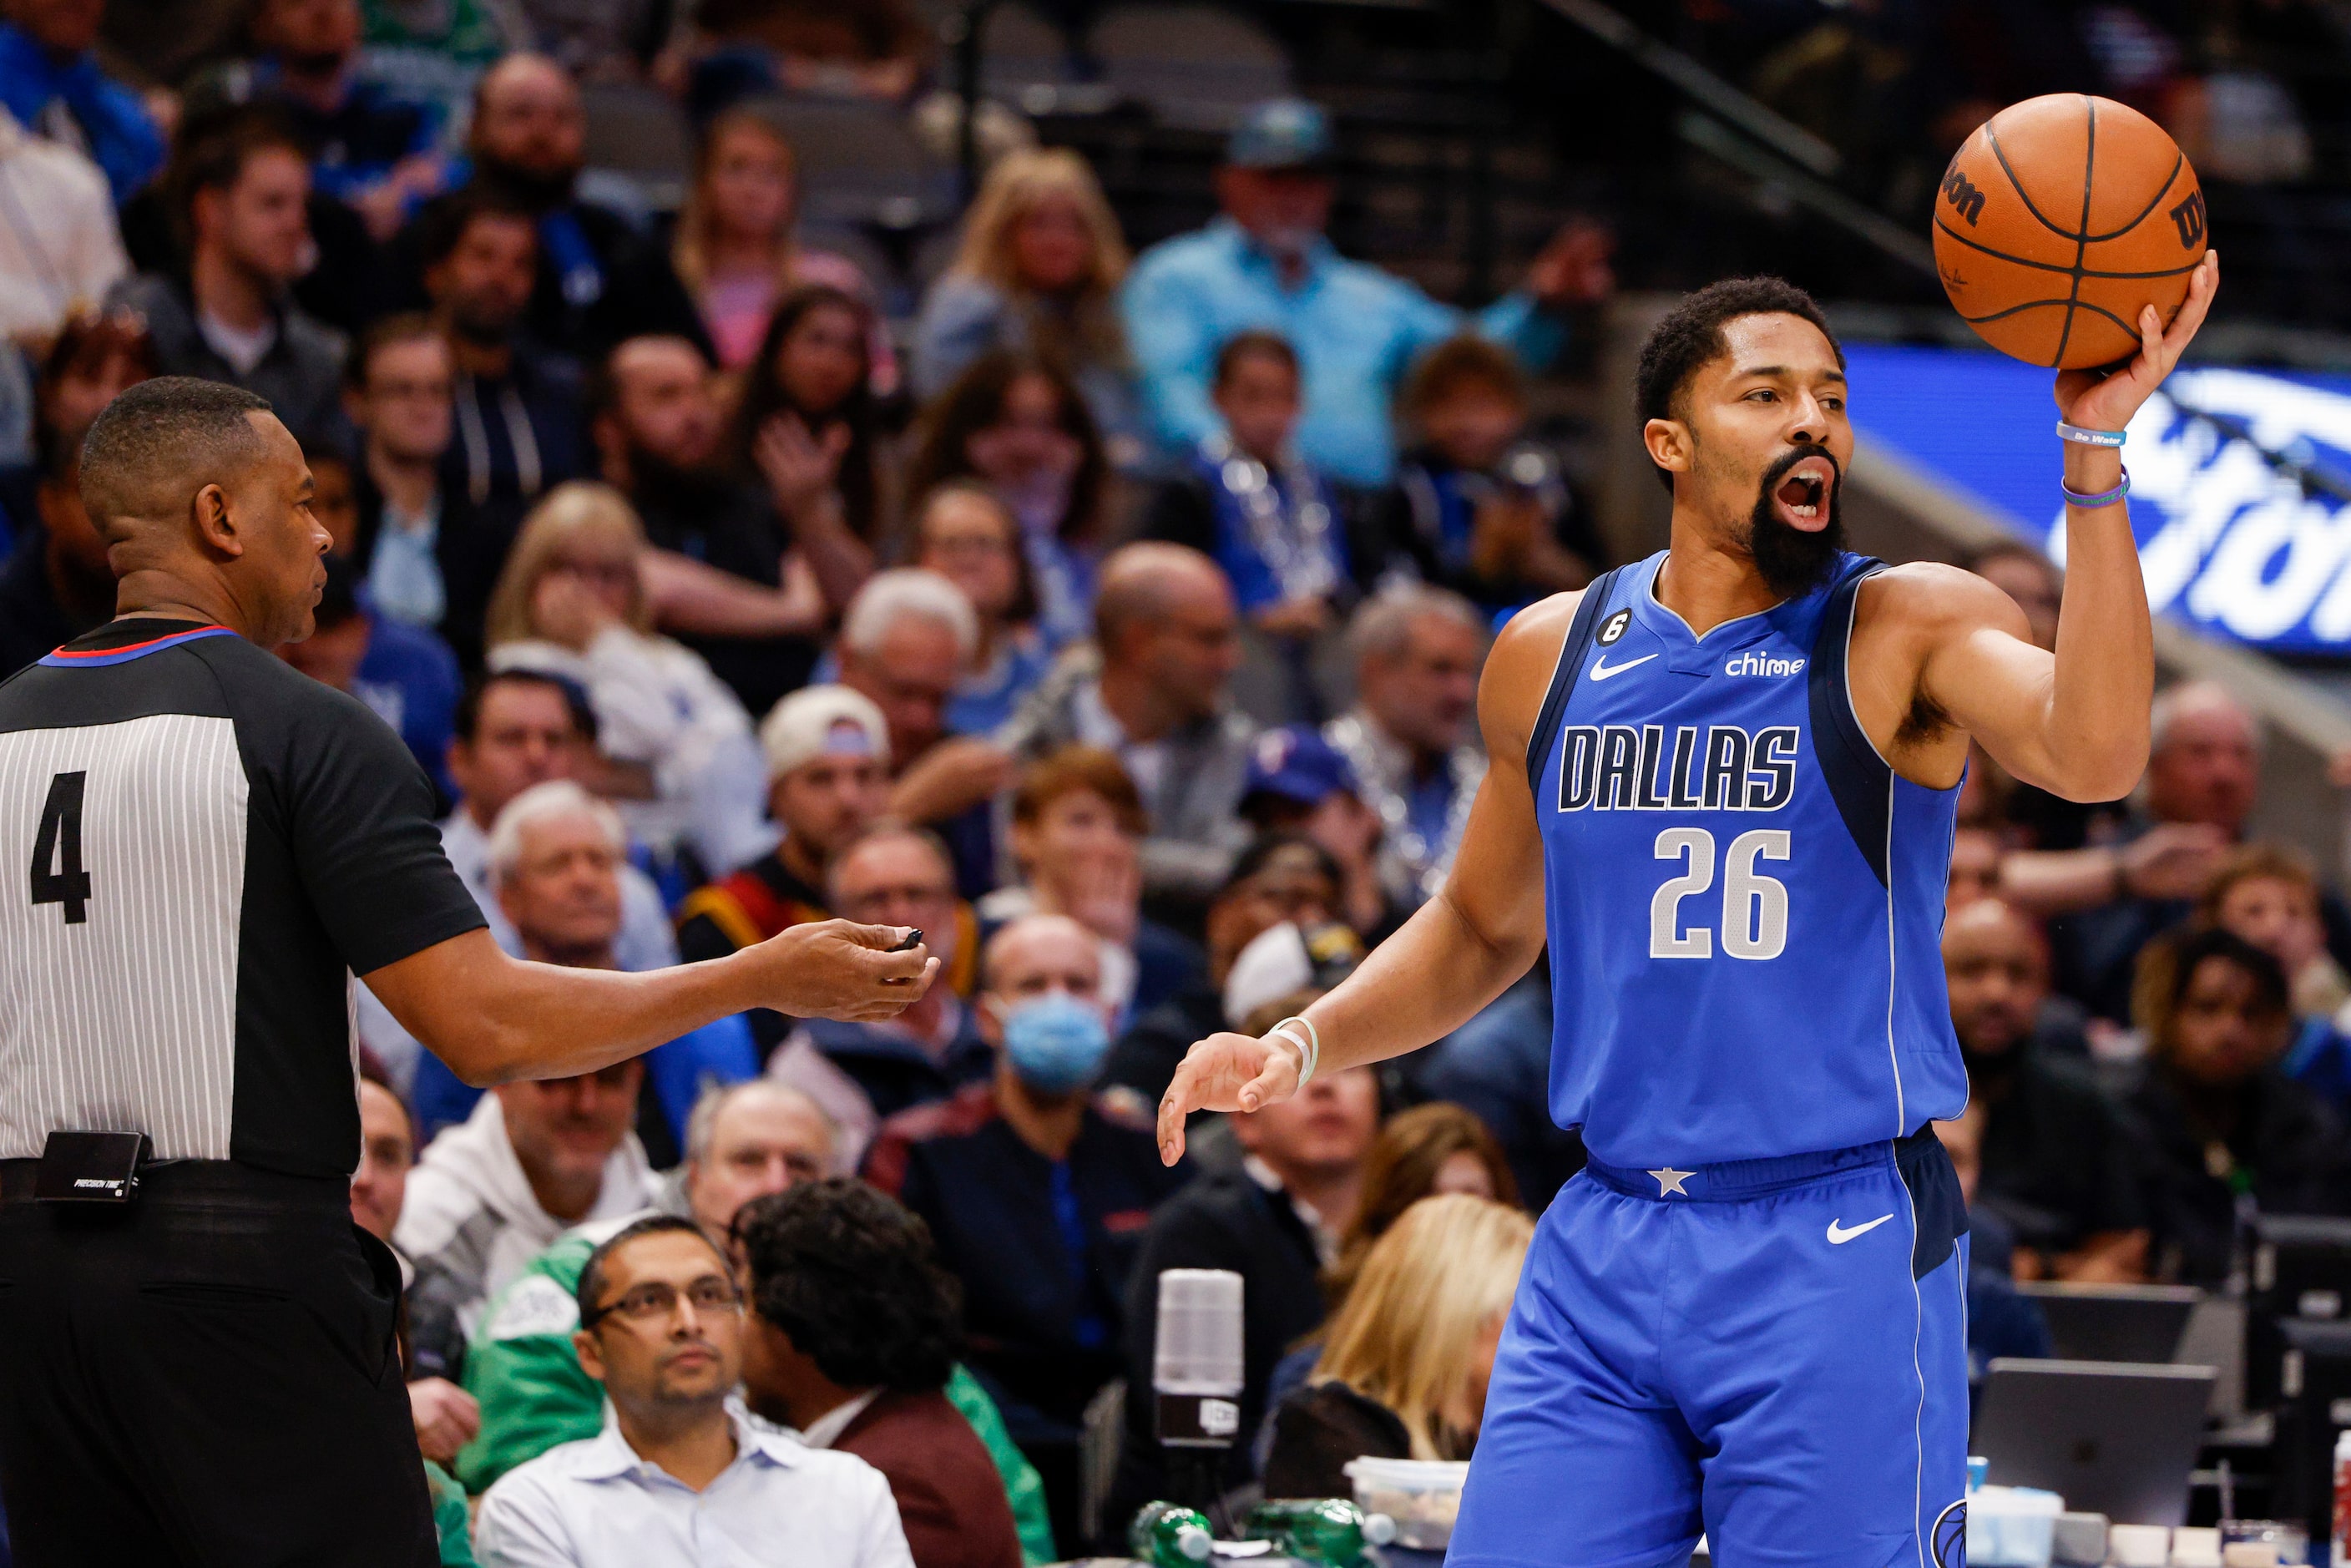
31 1130 150 1203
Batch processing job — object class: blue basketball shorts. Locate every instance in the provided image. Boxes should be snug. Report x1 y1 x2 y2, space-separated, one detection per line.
1448 1129 1969 1568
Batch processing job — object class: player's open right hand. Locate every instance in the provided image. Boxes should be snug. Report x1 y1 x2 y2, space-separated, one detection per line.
745 919 937 1022
1157 1030 1301 1166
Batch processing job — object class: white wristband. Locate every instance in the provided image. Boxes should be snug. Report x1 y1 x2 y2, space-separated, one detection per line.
1269 1016 1321 1087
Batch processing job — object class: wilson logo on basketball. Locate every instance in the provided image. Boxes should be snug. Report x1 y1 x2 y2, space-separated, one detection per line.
1940 167 1986 225
2169 190 2207 247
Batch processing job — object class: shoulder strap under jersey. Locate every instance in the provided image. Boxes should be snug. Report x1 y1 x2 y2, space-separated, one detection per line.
1523 566 1625 794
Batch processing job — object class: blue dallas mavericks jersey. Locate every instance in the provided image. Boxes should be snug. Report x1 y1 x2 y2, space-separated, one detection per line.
1529 549 1969 1169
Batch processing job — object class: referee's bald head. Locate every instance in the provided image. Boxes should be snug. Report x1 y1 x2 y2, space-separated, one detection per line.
80 377 278 538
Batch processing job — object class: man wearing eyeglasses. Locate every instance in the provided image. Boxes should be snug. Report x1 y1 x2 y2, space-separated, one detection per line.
473 1214 915 1568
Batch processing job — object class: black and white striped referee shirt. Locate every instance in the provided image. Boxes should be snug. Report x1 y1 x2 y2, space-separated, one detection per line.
0 619 487 1176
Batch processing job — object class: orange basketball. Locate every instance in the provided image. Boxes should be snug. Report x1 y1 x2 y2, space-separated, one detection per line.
1934 94 2207 369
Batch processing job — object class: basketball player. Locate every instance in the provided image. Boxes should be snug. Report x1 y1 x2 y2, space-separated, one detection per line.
1158 255 2218 1564
0 377 935 1564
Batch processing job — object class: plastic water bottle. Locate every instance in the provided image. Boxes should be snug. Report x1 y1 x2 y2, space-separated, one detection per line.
1130 1501 1215 1568
1246 1498 1397 1566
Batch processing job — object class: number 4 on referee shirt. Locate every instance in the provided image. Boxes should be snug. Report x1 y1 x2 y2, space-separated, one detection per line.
28 769 91 924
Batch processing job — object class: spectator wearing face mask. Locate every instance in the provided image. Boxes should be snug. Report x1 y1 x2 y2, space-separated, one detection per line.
351 1067 483 1566
737 1180 1029 1568
2111 927 2351 1284
865 913 1191 1553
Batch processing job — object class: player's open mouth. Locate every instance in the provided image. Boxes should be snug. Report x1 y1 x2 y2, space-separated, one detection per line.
1771 457 1836 532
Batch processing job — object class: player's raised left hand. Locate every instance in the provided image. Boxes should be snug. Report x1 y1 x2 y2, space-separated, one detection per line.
2055 249 2220 432
1157 1030 1301 1165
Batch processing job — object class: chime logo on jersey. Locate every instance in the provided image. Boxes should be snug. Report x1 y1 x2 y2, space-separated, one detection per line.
1555 723 1800 812
1724 650 1806 677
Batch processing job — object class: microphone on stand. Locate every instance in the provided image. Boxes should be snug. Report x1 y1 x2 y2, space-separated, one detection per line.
1154 1268 1246 1520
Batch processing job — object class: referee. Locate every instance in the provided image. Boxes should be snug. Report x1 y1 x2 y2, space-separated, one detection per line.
0 378 934 1565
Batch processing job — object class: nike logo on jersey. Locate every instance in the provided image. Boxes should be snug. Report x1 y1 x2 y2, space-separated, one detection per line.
1826 1214 1894 1244
1557 724 1798 813
1588 653 1656 681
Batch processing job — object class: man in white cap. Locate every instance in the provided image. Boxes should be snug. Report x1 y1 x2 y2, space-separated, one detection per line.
679 685 892 1055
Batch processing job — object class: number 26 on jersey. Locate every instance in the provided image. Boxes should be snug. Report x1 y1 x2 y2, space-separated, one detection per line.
1650 827 1787 960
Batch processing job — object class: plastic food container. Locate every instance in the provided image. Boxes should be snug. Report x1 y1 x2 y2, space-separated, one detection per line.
1342 1458 1469 1550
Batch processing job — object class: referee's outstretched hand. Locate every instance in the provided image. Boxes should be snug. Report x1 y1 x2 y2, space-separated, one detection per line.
748 919 938 1022
1157 1029 1300 1166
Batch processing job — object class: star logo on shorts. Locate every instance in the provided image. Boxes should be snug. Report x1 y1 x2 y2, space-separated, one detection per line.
1648 1167 1694 1196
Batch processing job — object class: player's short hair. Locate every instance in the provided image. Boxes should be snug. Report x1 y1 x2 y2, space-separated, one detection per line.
1634 277 1843 492
79 377 276 535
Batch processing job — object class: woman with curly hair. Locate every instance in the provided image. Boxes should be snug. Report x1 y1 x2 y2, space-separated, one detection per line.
736 1179 1033 1568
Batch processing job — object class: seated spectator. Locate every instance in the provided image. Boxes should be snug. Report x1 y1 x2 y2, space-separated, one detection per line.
600 100 885 377
195 0 445 241
691 0 930 104
736 1180 1026 1568
439 670 677 968
0 0 164 203
1146 331 1358 725
0 301 149 560
485 481 772 878
2198 843 2351 1068
107 111 349 448
913 147 1144 471
1368 336 1596 611
1113 1051 1381 1518
867 913 1191 1550
908 350 1111 650
280 549 462 794
1105 833 1344 1101
770 827 988 1164
1947 823 2005 911
1263 1194 1532 1497
412 780 759 1151
0 426 108 676
417 185 584 508
908 483 1052 737
2005 680 2282 1021
458 1080 1057 1559
1238 726 1402 943
726 283 884 611
343 313 518 666
834 567 1004 897
982 745 1206 1024
1943 898 2144 1280
473 1216 914 1568
442 53 636 351
351 1066 491 1563
1327 1101 1518 1308
395 1050 657 1373
0 98 123 343
590 332 825 714
1121 98 1610 488
1931 1100 2055 1383
1003 543 1256 908
2113 927 2351 1284
1324 584 1489 908
678 684 892 1055
458 1080 837 1489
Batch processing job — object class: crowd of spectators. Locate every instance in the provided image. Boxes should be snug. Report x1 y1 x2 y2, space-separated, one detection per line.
0 4 2347 1563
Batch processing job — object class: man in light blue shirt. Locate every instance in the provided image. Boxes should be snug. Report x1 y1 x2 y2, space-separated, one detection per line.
1120 99 1613 488
474 1216 914 1568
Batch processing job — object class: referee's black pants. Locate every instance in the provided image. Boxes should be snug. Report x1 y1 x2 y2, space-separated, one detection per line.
0 1160 438 1567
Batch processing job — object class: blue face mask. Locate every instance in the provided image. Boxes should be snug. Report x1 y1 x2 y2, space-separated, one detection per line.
1000 991 1111 1095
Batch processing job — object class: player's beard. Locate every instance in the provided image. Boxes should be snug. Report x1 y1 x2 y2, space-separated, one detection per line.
1744 444 1846 600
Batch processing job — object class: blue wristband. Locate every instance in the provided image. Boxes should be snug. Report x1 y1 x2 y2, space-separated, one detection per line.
2060 466 2131 508
2056 420 2127 448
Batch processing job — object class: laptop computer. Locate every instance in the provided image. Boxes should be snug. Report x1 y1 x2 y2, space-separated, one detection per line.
1974 1359 2216 1526
2015 1282 2202 1364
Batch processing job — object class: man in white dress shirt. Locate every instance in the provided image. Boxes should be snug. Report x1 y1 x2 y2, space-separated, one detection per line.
476 1215 914 1568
